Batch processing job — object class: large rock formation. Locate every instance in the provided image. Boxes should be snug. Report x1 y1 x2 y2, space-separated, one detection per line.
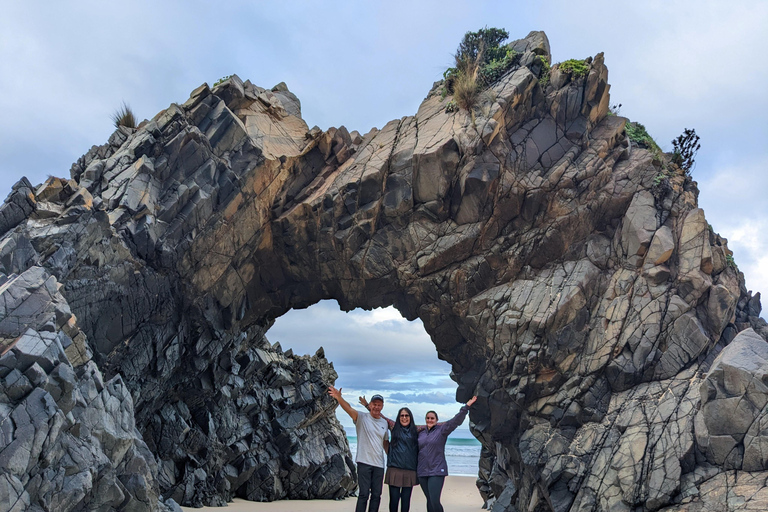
2 30 768 511
0 266 175 512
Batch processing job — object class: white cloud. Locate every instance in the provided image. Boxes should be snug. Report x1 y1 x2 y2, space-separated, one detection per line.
699 155 768 299
268 300 462 428
349 306 410 327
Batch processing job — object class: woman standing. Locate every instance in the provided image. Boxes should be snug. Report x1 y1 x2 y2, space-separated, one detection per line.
417 396 477 512
385 407 419 512
359 398 420 512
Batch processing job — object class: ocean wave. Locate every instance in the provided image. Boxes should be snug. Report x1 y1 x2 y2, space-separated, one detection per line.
347 437 480 477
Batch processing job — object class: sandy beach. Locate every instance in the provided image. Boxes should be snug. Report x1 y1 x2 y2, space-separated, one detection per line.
183 476 483 511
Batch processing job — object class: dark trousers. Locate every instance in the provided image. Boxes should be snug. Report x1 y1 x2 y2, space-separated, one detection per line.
418 476 445 512
388 485 413 512
356 462 384 512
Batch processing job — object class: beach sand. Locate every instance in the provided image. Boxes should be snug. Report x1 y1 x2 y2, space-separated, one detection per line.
183 476 484 511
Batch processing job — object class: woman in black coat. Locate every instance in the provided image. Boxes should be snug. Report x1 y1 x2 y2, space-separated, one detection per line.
361 397 420 512
384 407 419 512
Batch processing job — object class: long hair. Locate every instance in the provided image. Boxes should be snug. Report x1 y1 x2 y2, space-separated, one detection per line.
391 407 417 441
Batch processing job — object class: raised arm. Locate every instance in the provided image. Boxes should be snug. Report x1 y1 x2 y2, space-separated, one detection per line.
441 396 477 436
329 386 358 423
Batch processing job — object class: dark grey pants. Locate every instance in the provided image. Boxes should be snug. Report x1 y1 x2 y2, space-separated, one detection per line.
418 476 445 512
356 462 384 512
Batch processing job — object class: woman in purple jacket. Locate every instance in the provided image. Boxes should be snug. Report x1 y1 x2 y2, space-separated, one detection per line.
417 396 476 512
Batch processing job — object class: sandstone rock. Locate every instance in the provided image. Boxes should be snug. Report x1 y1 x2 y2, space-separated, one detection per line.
647 224 674 265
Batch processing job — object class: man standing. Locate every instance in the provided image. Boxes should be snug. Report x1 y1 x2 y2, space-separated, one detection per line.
329 386 389 512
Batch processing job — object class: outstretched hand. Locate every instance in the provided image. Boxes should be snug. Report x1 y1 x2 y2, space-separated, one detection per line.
359 396 369 408
328 386 343 401
466 395 478 407
329 385 358 422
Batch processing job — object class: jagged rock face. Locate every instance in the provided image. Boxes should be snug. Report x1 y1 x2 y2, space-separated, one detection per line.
0 266 175 512
1 30 768 511
0 91 355 508
695 328 768 471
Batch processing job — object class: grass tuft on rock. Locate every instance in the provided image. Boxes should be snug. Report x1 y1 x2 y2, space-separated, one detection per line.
453 52 482 111
111 102 136 129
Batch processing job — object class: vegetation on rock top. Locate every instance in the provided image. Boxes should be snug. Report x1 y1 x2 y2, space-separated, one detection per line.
625 121 662 154
671 127 701 174
213 74 233 87
442 27 519 111
111 102 136 129
557 58 589 78
625 120 702 179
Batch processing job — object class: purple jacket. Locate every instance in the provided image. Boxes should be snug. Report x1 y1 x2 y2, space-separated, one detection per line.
416 405 469 477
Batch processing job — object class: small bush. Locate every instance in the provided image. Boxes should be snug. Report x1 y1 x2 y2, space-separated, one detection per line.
456 27 509 64
607 103 622 116
213 74 233 87
111 102 136 129
671 128 701 174
537 56 551 87
726 253 737 269
558 58 590 78
478 47 518 85
442 67 457 98
625 122 661 153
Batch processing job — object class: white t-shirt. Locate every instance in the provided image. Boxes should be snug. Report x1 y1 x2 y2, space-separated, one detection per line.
354 410 389 468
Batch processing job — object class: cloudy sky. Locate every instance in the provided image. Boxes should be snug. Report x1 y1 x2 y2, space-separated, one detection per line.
1 1 766 427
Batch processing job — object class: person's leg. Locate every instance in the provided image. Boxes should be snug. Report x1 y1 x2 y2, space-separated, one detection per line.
418 477 432 512
368 465 385 512
400 486 413 512
389 486 401 512
427 476 445 512
356 463 373 512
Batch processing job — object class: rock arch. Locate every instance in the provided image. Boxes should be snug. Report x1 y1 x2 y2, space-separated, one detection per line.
2 31 768 511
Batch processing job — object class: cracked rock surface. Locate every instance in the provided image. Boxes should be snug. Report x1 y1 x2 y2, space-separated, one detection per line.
1 30 768 511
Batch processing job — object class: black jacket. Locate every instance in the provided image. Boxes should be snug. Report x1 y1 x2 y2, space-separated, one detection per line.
388 425 419 470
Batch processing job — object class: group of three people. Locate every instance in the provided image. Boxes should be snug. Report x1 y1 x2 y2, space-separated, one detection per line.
328 385 477 512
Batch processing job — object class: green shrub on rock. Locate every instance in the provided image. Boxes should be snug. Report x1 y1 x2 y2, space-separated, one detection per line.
456 27 510 64
479 47 518 85
213 74 233 87
625 122 661 153
537 56 551 87
558 58 589 78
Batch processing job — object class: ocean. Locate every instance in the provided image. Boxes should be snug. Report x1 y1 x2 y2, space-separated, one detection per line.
345 428 481 477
